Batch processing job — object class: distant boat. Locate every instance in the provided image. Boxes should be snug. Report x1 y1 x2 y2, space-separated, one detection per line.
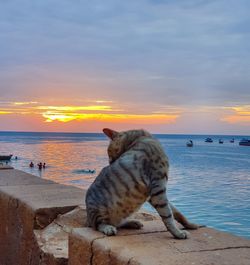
186 140 193 147
239 139 250 146
219 139 224 144
0 154 13 161
230 138 235 143
205 138 213 143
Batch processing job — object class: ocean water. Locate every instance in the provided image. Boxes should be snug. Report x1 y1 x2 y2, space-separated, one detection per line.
1 131 250 239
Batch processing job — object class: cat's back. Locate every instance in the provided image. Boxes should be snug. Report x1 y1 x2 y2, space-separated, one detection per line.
126 136 168 164
85 166 110 204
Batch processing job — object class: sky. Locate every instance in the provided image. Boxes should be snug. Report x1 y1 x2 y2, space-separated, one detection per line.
0 0 250 134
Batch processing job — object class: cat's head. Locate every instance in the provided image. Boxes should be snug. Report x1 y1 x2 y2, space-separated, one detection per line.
103 128 151 164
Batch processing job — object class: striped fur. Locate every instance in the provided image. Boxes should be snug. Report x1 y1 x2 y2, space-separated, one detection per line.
86 128 200 238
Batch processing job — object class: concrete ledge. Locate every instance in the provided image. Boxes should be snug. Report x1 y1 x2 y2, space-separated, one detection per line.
1 169 250 265
0 169 85 265
1 183 84 228
69 225 250 265
0 169 54 186
0 164 13 170
34 206 87 261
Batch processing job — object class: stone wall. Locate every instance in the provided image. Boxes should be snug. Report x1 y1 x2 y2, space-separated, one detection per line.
0 168 84 265
1 168 250 265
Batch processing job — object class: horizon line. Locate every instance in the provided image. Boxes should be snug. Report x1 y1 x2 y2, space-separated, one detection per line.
0 130 248 137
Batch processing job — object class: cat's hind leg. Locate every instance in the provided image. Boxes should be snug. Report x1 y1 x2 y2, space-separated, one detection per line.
119 219 143 229
149 181 189 239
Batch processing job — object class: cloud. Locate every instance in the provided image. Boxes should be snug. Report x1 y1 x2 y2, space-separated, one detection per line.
221 105 250 125
42 112 178 124
0 100 181 125
36 105 117 112
0 0 249 133
13 101 38 106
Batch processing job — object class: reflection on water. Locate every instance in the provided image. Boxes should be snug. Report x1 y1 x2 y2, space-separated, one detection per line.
1 132 250 239
6 139 108 187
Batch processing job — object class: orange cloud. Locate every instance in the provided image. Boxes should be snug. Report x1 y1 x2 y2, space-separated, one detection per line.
0 111 12 114
0 100 181 126
13 101 38 106
35 103 181 124
231 106 250 116
36 105 117 112
94 114 178 124
222 115 250 123
43 112 178 124
221 105 250 125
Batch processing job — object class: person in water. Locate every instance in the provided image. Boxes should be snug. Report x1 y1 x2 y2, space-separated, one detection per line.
38 162 43 170
29 162 34 168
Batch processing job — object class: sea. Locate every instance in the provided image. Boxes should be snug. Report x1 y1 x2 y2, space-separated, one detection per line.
1 131 250 239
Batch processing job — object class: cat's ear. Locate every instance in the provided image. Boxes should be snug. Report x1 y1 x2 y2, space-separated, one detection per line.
103 128 118 140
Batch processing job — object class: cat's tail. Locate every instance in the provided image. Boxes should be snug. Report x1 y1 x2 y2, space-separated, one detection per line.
170 202 205 229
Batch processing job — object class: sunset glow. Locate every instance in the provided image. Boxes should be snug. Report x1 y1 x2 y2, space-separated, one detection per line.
36 105 115 112
43 112 178 124
222 106 250 125
0 1 249 134
13 101 38 106
0 111 12 114
0 100 179 126
1 99 250 133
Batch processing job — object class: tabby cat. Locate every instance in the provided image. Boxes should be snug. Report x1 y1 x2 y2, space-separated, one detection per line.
86 128 200 239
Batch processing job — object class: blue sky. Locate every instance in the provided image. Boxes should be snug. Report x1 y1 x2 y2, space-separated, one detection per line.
0 0 250 133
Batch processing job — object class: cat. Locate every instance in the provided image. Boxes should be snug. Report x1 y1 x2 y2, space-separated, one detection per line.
86 128 201 239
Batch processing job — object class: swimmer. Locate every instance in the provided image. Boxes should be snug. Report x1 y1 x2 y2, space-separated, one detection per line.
38 162 42 170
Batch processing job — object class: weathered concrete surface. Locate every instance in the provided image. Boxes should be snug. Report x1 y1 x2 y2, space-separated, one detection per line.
0 183 85 228
34 207 155 263
0 168 53 186
1 168 250 265
0 169 85 265
34 206 87 261
69 224 250 265
0 164 13 170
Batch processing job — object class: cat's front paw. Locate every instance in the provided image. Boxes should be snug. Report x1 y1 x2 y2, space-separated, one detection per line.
102 225 117 236
176 230 190 239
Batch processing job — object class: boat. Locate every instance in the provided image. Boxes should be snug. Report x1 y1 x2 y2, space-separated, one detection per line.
186 140 193 147
0 154 13 161
230 138 234 143
239 139 250 146
219 139 224 144
205 138 213 143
